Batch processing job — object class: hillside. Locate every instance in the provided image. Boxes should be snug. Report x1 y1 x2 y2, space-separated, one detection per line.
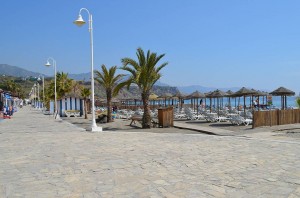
3 63 240 97
0 64 43 78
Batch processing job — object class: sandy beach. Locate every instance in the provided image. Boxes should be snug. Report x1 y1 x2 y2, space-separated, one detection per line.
62 113 300 141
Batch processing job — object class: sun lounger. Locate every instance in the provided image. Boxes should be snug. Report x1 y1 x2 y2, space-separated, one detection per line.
230 115 252 126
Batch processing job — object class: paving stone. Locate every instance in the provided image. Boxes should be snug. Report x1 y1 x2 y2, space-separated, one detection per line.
0 106 300 197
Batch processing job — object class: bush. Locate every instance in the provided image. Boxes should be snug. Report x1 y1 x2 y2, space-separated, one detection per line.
296 97 300 108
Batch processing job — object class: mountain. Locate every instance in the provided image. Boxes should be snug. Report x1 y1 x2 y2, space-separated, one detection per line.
177 85 241 94
0 64 43 78
1 63 255 96
68 72 91 81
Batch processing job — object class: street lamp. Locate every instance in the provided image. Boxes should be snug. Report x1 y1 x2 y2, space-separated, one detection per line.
37 75 45 110
45 57 60 119
34 83 37 108
74 8 102 132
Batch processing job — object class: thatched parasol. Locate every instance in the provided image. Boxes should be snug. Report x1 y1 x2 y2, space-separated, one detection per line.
206 89 227 116
149 93 159 100
233 87 256 117
188 90 206 98
207 89 227 98
270 87 295 109
188 91 206 113
159 93 173 107
270 87 295 96
226 90 234 110
173 91 186 110
173 91 186 99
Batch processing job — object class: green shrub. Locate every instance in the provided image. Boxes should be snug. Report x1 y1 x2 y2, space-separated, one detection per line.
296 97 300 108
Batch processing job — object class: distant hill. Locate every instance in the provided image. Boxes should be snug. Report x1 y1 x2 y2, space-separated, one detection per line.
68 72 91 81
0 64 43 78
177 85 241 94
1 63 252 96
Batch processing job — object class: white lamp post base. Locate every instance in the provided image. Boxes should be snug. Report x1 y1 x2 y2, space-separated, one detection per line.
88 126 103 132
55 114 61 120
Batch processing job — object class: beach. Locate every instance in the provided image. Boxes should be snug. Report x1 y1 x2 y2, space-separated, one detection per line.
62 112 300 141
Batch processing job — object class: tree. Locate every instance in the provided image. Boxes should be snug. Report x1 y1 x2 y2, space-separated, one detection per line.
43 72 73 110
81 87 91 119
71 80 83 96
296 97 300 108
95 65 125 123
121 48 168 128
56 72 73 99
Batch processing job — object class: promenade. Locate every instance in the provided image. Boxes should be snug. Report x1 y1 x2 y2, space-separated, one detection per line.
1 106 300 197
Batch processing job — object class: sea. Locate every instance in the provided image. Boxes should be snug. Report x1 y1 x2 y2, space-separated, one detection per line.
184 96 298 108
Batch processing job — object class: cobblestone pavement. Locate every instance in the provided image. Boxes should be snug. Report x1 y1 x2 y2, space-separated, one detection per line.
0 107 300 197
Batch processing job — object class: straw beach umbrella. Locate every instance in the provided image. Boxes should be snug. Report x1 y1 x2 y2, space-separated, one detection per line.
149 93 158 100
188 91 205 114
252 89 268 110
226 90 234 110
233 87 256 117
149 93 159 109
207 89 227 117
205 91 213 112
159 93 173 107
269 87 295 109
173 91 186 110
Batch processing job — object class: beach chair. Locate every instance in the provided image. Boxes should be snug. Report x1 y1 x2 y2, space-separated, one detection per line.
230 115 252 126
184 108 204 120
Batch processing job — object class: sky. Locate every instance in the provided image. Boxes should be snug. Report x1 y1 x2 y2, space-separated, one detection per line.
1 0 300 93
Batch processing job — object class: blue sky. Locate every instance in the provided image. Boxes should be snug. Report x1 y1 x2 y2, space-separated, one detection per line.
1 0 300 93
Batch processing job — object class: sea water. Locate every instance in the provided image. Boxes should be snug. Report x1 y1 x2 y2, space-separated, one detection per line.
184 96 298 108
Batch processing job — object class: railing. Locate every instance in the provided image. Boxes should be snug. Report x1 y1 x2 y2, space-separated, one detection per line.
253 109 300 128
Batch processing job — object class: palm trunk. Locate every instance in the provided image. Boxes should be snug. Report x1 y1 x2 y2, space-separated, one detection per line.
142 91 151 128
84 99 88 119
107 90 112 123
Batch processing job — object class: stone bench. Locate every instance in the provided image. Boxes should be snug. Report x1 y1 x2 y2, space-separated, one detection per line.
64 110 80 117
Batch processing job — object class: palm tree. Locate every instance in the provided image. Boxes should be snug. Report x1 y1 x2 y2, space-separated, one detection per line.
81 87 91 119
121 48 168 128
71 80 83 96
95 65 125 123
56 72 73 99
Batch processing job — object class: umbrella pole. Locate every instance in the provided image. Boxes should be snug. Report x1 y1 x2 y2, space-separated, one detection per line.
217 98 219 117
285 95 287 109
197 98 199 115
244 96 246 118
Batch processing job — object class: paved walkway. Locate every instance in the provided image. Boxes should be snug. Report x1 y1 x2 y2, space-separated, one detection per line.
173 121 234 136
1 106 300 197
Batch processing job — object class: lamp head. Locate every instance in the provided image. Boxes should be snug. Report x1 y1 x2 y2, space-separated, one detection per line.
74 14 86 27
45 61 51 67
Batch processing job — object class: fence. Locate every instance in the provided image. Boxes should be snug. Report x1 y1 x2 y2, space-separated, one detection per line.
253 109 300 128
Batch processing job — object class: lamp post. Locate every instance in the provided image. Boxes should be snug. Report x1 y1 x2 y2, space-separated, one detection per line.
34 83 37 108
37 80 40 109
45 57 60 119
30 87 33 106
74 8 102 132
37 75 45 110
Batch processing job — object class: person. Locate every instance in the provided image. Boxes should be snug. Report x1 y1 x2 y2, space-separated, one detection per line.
253 98 258 108
3 106 9 118
8 105 13 116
